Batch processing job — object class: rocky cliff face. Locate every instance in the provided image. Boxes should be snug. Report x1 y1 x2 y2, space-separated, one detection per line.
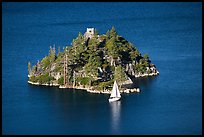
28 27 159 90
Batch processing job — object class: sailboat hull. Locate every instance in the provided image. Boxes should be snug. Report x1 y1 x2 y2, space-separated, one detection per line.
109 97 121 102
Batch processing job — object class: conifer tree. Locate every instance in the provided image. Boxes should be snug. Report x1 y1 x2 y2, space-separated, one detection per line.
114 65 127 88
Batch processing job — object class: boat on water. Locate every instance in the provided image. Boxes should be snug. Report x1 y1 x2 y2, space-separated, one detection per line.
109 81 121 102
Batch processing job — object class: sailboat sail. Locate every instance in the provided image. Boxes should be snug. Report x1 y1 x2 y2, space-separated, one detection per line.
116 83 121 98
110 81 121 98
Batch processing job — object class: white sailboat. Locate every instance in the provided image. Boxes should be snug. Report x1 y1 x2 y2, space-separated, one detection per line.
109 81 121 102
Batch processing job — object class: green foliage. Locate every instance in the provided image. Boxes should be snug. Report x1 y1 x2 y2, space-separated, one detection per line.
105 26 117 40
143 53 151 64
92 80 99 86
76 77 90 85
87 37 99 51
109 26 117 38
65 47 76 65
49 46 56 62
114 65 127 86
78 32 83 40
97 79 114 90
58 77 64 85
41 56 50 69
66 39 88 65
129 49 140 61
54 66 62 72
84 54 102 79
72 32 84 47
143 54 149 60
106 37 120 59
35 73 55 84
106 30 110 40
56 52 63 62
134 61 147 74
143 60 149 67
139 58 149 67
29 75 37 82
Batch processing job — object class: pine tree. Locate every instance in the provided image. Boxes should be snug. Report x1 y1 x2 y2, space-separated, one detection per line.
114 65 127 88
110 26 117 38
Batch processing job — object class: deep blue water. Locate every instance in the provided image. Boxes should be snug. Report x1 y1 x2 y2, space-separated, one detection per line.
2 2 202 135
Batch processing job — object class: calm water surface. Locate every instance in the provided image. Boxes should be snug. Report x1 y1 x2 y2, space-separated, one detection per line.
2 2 202 135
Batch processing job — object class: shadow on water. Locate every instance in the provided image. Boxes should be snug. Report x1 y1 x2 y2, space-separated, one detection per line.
121 76 159 93
109 101 121 134
27 83 109 111
130 76 159 89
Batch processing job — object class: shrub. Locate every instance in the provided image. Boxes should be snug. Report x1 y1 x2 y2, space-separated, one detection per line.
36 73 55 84
77 77 90 86
58 77 64 85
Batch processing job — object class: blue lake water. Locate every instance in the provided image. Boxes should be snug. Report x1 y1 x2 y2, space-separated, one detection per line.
2 2 202 135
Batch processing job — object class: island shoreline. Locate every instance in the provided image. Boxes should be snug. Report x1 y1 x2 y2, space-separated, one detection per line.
28 71 159 94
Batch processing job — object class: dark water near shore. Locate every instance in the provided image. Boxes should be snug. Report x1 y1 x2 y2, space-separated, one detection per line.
2 2 202 135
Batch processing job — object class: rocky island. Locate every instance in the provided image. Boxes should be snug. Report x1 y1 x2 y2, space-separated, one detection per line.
28 27 159 94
